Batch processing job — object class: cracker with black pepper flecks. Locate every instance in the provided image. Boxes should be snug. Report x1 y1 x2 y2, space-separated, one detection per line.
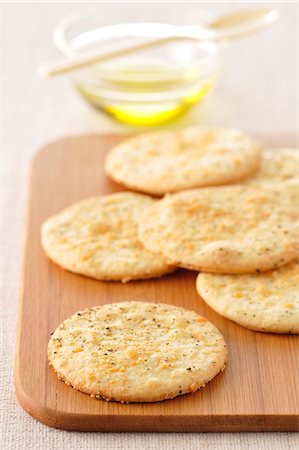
138 185 298 274
48 301 227 403
41 192 175 282
196 262 299 334
105 128 262 195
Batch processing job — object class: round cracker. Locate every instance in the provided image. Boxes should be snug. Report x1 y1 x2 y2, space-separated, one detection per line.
105 128 262 195
41 192 174 282
240 148 298 186
139 185 298 274
196 262 299 334
48 301 227 402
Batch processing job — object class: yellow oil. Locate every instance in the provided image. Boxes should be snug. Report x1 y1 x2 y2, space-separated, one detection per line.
74 68 216 126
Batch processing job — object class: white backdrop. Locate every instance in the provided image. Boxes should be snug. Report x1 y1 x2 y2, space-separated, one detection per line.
2 1 298 449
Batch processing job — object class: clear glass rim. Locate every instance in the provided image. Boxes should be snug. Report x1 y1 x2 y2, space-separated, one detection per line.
53 5 224 102
53 5 223 73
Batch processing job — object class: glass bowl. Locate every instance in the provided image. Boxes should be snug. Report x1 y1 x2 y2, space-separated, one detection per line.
54 4 224 126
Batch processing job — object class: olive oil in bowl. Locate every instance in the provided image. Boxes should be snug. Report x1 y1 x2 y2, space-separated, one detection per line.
55 13 223 125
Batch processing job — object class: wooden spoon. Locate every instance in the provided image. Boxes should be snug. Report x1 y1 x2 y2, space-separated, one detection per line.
38 8 279 78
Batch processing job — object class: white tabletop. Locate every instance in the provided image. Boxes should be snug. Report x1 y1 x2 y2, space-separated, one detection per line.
2 2 298 449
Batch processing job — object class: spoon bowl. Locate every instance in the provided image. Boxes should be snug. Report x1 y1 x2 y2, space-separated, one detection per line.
40 5 279 125
40 7 279 78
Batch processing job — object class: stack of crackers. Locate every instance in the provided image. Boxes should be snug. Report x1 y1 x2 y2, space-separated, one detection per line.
43 127 298 403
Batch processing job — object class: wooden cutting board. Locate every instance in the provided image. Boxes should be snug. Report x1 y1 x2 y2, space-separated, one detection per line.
15 134 299 432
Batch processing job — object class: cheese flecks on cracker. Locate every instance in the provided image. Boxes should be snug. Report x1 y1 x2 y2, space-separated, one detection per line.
41 192 175 282
105 128 262 195
48 301 227 402
196 262 299 333
138 185 298 274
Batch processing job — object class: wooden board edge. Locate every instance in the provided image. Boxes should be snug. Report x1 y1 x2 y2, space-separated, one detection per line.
12 384 299 433
14 134 299 432
30 133 129 167
13 357 299 432
13 132 133 423
14 155 39 423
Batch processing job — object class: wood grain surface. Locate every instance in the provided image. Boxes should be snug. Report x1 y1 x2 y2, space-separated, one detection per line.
15 134 299 432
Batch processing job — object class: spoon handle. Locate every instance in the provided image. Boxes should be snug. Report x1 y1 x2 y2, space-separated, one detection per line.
38 8 279 79
38 35 196 78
